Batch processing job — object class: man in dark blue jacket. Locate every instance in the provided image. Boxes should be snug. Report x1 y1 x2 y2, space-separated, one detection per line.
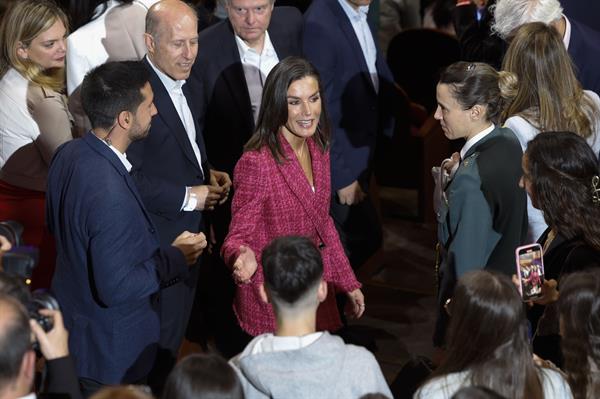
46 61 206 396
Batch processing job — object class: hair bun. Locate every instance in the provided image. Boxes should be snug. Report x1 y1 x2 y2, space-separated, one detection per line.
498 71 518 100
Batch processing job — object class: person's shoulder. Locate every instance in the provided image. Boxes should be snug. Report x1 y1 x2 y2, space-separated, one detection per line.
304 0 335 22
478 127 523 161
199 18 232 42
271 6 302 24
538 367 573 398
414 372 467 399
234 148 269 177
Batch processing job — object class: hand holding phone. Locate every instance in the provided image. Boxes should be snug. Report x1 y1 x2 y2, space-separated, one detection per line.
515 243 545 301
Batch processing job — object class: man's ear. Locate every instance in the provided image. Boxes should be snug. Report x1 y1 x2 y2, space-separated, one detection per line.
117 110 132 129
144 33 155 56
259 283 270 304
317 280 327 303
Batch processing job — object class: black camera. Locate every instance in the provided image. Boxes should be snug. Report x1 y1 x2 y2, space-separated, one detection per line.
0 220 59 331
0 220 39 283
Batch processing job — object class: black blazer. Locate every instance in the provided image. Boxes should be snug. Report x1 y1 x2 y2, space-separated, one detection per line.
128 57 210 246
188 6 303 177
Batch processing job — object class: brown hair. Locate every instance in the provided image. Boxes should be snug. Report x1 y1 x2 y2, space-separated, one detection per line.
525 131 600 251
501 22 598 139
558 269 600 399
0 0 67 91
427 271 544 399
244 56 330 163
438 61 513 125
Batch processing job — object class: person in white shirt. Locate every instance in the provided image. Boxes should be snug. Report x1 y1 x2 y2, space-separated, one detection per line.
501 22 600 242
66 0 160 135
415 270 573 399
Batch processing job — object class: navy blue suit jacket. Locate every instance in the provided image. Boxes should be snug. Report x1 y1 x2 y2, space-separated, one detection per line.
46 132 186 384
128 57 210 246
188 6 303 177
568 18 600 96
303 0 396 191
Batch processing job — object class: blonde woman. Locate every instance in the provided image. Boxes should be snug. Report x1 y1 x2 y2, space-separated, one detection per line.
501 21 600 242
0 0 73 288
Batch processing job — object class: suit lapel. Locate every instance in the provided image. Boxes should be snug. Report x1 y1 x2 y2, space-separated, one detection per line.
275 136 329 242
221 23 255 134
183 83 209 177
83 132 156 228
327 0 377 94
144 57 202 173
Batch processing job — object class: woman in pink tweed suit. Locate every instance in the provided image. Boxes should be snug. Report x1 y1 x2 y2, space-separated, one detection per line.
222 57 365 336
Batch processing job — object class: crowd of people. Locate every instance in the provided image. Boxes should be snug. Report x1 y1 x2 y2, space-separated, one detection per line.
0 0 599 398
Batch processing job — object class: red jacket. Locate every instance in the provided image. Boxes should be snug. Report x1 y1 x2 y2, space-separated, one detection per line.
222 135 361 336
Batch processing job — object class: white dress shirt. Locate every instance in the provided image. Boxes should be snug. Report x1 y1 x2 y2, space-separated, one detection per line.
337 0 379 92
147 57 204 211
235 31 279 122
563 14 572 49
66 0 120 94
460 124 495 160
66 0 159 94
93 133 133 172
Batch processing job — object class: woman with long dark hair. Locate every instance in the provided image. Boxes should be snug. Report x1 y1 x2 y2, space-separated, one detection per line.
558 269 600 399
520 131 600 365
416 271 572 398
222 56 364 338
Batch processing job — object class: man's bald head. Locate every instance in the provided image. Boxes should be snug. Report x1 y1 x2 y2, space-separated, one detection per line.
145 0 198 41
144 0 199 81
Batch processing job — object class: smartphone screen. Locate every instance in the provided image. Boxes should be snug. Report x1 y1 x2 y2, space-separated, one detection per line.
515 243 545 301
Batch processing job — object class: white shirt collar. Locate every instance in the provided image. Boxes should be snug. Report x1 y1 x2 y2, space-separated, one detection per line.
562 15 571 49
234 30 276 57
249 332 323 355
337 0 369 21
18 393 36 399
146 55 186 93
93 133 133 172
460 124 495 160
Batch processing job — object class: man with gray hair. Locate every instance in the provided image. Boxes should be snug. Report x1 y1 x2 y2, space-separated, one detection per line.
492 0 600 94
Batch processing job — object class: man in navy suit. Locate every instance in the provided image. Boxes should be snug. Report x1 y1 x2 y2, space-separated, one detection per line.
187 0 302 357
126 0 231 389
303 0 397 270
46 61 206 395
492 0 600 95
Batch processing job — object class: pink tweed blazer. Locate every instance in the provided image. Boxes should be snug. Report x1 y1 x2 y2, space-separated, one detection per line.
222 135 361 336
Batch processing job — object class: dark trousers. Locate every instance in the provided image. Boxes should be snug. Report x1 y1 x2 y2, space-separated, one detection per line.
187 250 252 358
330 194 382 271
148 267 200 395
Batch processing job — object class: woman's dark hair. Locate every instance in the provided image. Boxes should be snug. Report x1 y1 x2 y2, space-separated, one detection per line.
558 269 600 399
525 131 600 251
438 61 513 124
60 0 134 31
451 386 507 399
161 353 244 399
244 56 330 163
427 271 544 399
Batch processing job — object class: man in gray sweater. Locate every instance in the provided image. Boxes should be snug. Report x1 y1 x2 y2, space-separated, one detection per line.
229 236 391 399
